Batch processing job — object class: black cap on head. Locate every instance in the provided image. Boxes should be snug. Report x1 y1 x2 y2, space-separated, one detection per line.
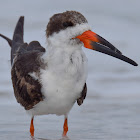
46 11 88 37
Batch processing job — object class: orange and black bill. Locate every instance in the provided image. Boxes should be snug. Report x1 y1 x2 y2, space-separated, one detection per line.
76 30 138 66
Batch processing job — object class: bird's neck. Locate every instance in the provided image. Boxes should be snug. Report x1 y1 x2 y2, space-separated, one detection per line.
43 43 83 62
41 44 87 76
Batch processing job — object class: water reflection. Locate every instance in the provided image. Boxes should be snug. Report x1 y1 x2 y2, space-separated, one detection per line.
35 136 70 140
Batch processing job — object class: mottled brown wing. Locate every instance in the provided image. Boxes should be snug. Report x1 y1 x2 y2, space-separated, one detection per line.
77 83 87 106
11 51 45 110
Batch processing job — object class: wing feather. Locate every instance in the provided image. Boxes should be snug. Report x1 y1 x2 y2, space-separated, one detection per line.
11 51 45 110
77 83 87 106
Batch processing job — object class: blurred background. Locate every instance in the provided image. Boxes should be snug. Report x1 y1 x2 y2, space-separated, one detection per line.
0 0 140 140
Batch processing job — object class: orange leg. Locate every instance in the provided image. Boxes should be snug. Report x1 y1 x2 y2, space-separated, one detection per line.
30 117 34 137
63 117 68 137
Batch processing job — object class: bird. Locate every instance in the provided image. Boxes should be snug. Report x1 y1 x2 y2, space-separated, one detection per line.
0 11 138 137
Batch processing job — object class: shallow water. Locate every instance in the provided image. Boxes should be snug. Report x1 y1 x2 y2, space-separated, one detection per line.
1 97 140 140
0 0 140 140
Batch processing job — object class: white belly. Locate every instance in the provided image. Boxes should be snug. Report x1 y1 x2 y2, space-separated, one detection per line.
27 48 88 116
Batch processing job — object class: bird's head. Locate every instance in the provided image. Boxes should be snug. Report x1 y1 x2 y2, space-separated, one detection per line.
46 11 138 66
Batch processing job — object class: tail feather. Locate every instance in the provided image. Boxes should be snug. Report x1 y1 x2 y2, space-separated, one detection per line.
0 16 45 65
0 34 12 47
12 16 24 45
11 16 24 64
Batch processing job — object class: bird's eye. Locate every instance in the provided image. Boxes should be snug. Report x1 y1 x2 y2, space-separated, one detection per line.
63 22 73 28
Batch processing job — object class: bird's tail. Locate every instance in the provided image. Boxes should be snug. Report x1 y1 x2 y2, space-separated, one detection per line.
0 34 12 47
0 16 24 64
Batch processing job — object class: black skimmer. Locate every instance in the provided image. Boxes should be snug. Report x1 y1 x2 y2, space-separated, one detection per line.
0 11 138 137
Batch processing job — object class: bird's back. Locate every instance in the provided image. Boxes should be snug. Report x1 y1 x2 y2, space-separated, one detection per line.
11 17 46 110
0 17 46 110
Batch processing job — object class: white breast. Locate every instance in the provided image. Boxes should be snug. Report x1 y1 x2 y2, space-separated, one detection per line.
27 47 88 116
